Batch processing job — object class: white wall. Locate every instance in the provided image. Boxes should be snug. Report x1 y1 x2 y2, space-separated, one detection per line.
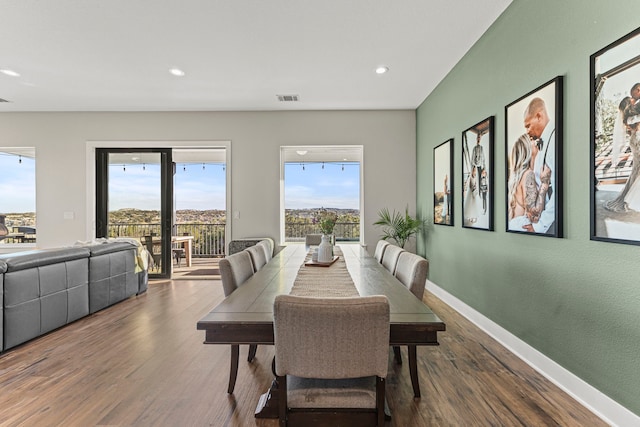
0 110 416 252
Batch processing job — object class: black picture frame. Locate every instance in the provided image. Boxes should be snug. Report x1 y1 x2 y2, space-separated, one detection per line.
462 116 494 231
505 76 563 237
434 139 453 226
590 26 640 245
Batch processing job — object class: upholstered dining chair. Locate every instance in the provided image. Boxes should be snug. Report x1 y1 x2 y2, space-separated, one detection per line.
273 294 390 427
172 246 185 267
219 250 257 394
380 243 405 275
304 234 322 248
141 236 162 272
392 251 429 365
246 244 267 272
257 239 273 262
373 240 390 263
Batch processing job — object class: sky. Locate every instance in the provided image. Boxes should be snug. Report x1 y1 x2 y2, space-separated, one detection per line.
108 162 226 211
1 154 360 213
284 162 360 209
0 153 36 213
108 160 360 211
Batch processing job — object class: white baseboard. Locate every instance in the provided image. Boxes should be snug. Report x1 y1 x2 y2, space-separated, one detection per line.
426 280 639 427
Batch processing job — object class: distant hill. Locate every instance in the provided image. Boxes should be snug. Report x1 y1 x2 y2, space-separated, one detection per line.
0 212 36 228
2 208 359 227
109 209 226 223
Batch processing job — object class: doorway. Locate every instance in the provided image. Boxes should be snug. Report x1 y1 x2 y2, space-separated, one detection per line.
96 148 173 278
95 146 228 279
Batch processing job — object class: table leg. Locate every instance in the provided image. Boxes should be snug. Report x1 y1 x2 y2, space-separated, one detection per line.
185 240 192 267
393 345 402 364
408 345 421 398
228 345 239 394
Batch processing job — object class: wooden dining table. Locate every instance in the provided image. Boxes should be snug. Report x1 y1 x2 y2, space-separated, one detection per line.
149 235 194 267
197 243 445 417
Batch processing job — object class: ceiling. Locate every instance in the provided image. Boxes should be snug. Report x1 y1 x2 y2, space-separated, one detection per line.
0 0 511 112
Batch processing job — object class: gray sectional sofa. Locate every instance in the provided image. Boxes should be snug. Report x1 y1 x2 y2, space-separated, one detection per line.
0 241 148 352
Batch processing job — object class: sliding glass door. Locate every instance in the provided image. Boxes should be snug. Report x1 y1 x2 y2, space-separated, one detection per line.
95 148 173 278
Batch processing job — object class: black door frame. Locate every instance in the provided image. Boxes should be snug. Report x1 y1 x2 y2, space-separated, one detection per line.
95 148 173 279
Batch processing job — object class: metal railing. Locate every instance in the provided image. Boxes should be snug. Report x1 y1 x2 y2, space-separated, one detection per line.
107 223 226 257
285 221 360 242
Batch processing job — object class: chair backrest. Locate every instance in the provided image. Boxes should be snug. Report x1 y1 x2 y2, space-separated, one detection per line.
219 251 254 297
257 239 273 262
394 251 429 300
305 234 322 247
246 245 267 272
141 235 155 253
373 240 390 263
380 244 405 275
274 295 390 379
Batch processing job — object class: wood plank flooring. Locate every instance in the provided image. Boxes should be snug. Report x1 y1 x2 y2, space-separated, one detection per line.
0 278 608 426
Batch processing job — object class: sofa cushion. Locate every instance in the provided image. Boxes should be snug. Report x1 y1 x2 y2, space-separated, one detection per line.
0 247 89 272
87 241 137 256
88 243 137 313
2 248 90 350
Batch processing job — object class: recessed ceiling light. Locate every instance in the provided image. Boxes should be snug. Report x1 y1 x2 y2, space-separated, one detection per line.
0 69 20 77
375 66 389 75
169 68 186 77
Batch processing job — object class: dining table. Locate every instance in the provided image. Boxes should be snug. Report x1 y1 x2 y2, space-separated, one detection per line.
171 235 194 267
149 235 194 267
196 243 445 418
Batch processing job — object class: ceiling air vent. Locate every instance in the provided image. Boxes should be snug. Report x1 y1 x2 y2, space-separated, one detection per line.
277 94 299 102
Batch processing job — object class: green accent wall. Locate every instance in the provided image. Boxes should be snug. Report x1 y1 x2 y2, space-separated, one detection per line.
416 0 640 417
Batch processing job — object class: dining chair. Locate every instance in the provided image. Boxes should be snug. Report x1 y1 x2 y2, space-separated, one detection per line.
392 251 429 365
172 245 185 267
246 244 267 272
380 244 405 275
304 234 322 248
373 240 390 263
141 236 162 272
219 250 258 394
274 294 390 427
257 239 273 262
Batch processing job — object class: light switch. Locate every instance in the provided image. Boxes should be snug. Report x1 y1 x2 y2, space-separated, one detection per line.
233 211 240 219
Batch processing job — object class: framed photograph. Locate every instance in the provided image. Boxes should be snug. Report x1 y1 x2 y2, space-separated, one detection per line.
591 26 640 245
434 139 453 226
462 116 494 230
505 76 563 237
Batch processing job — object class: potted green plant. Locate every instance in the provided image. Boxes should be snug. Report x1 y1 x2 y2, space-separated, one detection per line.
314 208 338 239
373 206 425 249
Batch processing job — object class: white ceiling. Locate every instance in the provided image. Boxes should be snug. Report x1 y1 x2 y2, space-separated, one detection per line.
0 0 511 112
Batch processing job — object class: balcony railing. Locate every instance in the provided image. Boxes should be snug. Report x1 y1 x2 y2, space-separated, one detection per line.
108 223 226 257
285 222 360 242
106 221 358 252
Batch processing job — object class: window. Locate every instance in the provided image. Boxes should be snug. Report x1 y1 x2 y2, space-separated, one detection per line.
280 146 362 244
0 148 36 245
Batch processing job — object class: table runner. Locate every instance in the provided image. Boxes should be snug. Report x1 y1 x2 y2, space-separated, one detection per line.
289 247 359 297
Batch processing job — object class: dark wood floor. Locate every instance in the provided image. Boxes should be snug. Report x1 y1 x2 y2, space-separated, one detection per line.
0 276 607 426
